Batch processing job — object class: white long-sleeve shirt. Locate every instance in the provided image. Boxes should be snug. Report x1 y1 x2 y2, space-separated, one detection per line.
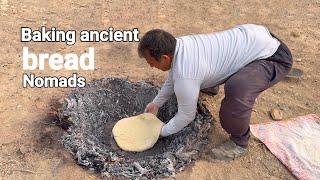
152 24 280 137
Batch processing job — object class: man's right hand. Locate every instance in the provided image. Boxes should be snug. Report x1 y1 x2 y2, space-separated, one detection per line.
144 102 159 115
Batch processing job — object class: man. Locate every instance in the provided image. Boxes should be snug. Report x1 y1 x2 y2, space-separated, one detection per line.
138 24 292 160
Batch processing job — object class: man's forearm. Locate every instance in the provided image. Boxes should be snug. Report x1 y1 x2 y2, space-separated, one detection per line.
160 78 201 136
161 110 196 136
152 73 174 107
152 89 174 107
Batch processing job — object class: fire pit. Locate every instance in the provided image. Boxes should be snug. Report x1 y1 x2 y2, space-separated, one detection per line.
58 78 213 178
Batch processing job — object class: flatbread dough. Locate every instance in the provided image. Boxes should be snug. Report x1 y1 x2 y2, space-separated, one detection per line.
112 113 164 152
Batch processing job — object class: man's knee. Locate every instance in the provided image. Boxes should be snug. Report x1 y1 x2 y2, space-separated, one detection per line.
219 97 252 136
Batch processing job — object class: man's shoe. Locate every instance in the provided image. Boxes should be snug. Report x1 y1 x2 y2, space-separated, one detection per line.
200 86 219 96
210 140 247 160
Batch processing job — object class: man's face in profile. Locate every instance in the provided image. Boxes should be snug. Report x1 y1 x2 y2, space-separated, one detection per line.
143 50 172 71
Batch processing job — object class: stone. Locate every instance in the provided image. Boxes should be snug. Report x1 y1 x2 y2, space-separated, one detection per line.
270 109 283 120
18 145 30 155
290 31 300 38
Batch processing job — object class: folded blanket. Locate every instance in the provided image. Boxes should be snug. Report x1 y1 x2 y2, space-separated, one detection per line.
250 114 320 180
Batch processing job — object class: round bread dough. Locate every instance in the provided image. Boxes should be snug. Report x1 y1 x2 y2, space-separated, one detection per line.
112 113 164 152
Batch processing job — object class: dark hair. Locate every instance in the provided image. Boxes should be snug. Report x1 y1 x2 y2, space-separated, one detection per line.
138 29 176 61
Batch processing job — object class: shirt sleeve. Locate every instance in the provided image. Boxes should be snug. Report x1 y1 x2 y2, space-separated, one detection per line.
152 70 174 107
160 78 201 137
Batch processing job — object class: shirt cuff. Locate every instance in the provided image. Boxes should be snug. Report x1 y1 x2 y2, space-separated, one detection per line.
152 96 165 107
160 119 177 137
160 125 170 137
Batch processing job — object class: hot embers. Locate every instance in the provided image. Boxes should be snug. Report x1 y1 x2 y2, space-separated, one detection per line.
58 78 213 178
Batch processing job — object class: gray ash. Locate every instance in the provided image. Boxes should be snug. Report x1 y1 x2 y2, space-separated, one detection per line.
58 78 213 178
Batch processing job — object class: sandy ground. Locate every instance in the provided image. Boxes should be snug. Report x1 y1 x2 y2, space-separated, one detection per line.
0 0 319 179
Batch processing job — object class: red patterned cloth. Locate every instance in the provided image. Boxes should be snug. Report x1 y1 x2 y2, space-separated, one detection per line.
250 114 320 180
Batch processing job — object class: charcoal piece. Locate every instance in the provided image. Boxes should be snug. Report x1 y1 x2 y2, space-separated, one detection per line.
58 77 213 178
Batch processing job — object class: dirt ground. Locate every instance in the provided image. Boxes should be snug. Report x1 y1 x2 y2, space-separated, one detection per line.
0 0 319 179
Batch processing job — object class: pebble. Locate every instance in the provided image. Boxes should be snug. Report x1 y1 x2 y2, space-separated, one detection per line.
40 21 47 26
290 31 299 38
57 98 65 106
24 18 36 22
19 145 30 154
279 104 290 111
296 58 302 62
269 108 283 120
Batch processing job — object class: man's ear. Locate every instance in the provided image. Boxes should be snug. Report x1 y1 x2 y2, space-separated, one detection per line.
160 54 172 63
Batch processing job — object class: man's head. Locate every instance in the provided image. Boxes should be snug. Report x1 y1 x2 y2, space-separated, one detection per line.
138 29 176 71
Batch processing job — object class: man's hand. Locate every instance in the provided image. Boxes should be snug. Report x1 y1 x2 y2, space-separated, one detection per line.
144 102 159 115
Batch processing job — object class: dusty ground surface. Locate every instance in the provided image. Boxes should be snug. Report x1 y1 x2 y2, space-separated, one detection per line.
0 0 319 179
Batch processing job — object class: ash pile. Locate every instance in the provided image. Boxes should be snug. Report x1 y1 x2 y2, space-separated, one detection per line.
58 78 213 178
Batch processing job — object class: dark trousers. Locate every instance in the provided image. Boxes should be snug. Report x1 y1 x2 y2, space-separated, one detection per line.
219 34 293 147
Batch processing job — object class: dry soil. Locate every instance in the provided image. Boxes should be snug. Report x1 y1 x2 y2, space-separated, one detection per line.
0 0 319 179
